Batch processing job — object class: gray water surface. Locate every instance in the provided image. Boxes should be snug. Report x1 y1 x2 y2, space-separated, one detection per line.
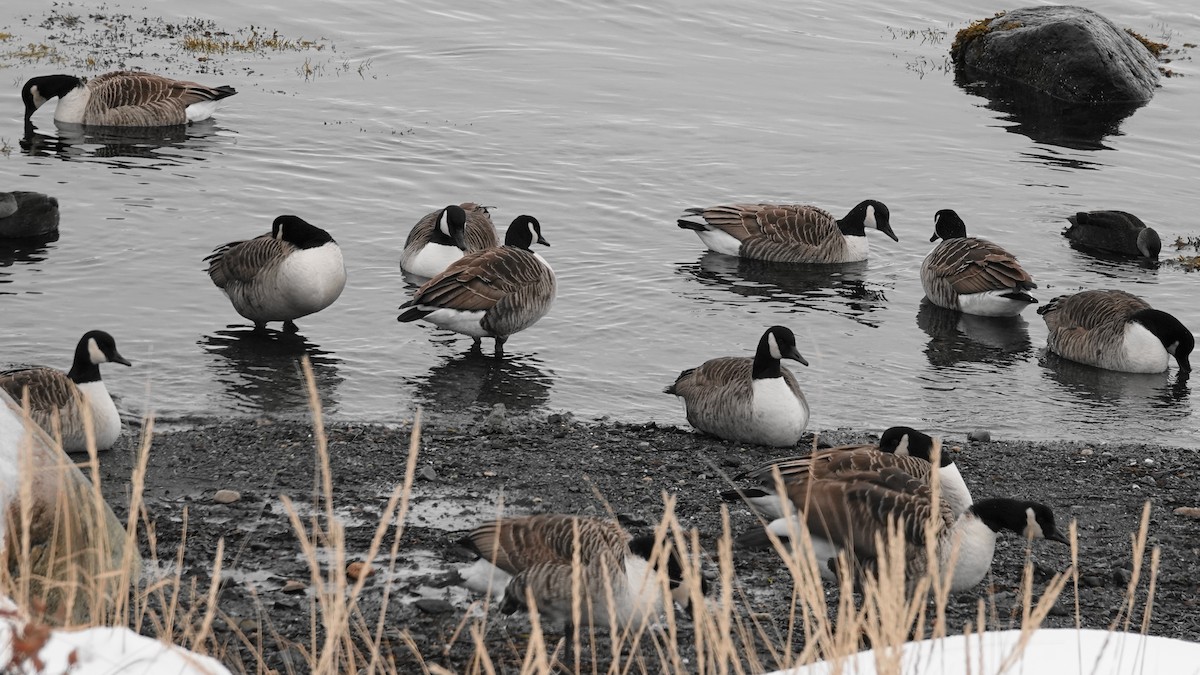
2 0 1198 447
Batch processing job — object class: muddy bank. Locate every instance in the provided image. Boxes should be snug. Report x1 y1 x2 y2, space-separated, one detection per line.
96 410 1200 672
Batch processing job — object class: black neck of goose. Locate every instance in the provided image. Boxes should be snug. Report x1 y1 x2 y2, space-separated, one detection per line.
836 207 867 237
968 498 1027 534
67 342 102 384
429 218 457 246
752 343 783 380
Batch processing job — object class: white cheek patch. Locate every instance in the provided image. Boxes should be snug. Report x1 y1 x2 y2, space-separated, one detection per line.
894 434 910 456
865 204 876 229
1167 340 1179 355
767 333 781 360
1024 507 1045 539
88 338 106 364
437 210 451 237
934 212 943 227
32 86 48 108
527 222 538 242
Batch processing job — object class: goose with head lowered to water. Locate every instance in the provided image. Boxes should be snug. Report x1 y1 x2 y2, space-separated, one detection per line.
22 71 236 127
1039 289 1193 374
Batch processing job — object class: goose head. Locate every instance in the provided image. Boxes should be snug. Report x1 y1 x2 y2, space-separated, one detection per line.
971 498 1069 544
437 204 469 250
931 209 969 242
1134 309 1194 373
504 215 549 249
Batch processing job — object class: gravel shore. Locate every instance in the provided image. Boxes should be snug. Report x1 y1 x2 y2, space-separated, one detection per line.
97 409 1200 672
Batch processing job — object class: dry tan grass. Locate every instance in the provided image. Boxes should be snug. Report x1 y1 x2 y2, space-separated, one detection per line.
0 358 1165 674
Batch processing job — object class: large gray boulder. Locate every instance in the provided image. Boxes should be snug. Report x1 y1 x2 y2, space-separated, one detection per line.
951 6 1160 104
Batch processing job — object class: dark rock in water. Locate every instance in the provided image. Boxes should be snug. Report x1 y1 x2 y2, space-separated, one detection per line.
952 7 1159 104
414 598 455 614
0 191 59 240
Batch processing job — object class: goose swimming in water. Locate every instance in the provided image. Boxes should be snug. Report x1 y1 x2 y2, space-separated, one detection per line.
22 71 236 127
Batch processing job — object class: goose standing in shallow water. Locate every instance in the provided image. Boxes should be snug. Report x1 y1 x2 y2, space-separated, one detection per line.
400 203 499 279
22 71 236 127
0 331 131 452
922 209 1038 316
1039 289 1193 373
205 215 347 333
665 326 809 447
1063 210 1160 259
0 191 59 240
398 215 554 356
735 465 1068 592
723 426 973 522
676 199 897 263
457 515 705 637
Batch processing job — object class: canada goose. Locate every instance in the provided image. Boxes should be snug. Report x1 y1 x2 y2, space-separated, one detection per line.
736 466 1068 592
398 215 554 356
0 330 131 452
400 203 499 279
664 326 809 447
676 199 897 264
22 71 236 127
1064 210 1160 259
457 515 704 636
0 191 59 240
205 215 347 333
922 209 1038 316
1038 289 1193 373
723 426 973 521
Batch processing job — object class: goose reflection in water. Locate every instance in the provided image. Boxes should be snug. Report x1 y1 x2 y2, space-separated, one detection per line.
1040 350 1190 409
200 327 342 415
916 300 1033 368
21 119 229 168
409 346 553 412
677 252 888 327
0 239 57 295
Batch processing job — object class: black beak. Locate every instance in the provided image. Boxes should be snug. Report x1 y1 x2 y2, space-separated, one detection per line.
785 346 809 367
929 232 940 243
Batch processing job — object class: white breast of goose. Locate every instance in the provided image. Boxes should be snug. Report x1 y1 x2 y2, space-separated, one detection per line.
73 380 122 451
1119 322 1171 373
839 234 869 262
51 87 89 124
942 512 998 592
696 229 745 257
956 290 1032 317
610 555 669 625
274 244 347 315
403 243 464 279
749 377 808 447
